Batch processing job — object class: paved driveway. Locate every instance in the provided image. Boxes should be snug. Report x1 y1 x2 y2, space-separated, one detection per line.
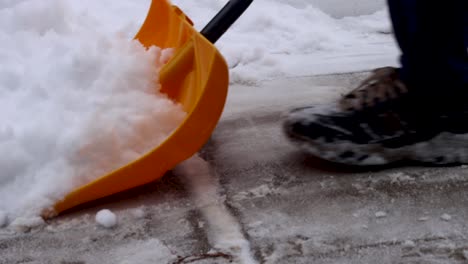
2 72 468 264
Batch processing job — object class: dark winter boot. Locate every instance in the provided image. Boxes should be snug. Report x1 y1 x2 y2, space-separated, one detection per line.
283 67 468 166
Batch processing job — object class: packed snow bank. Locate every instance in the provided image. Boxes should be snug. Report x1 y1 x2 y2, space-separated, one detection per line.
37 0 396 83
0 0 185 222
172 0 396 82
308 0 386 18
32 0 396 83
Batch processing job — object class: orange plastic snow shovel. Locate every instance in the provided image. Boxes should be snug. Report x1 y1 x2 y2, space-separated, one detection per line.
53 0 252 214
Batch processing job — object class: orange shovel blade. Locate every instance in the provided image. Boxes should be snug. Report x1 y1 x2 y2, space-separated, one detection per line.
53 0 229 214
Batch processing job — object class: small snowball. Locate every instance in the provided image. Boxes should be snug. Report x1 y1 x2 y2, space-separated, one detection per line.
96 209 117 228
418 216 430 222
0 211 8 227
375 211 387 218
440 213 452 221
402 240 416 249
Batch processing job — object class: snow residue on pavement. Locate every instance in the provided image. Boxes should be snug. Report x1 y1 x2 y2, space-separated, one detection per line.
0 0 185 222
176 154 257 264
441 214 452 222
109 239 176 264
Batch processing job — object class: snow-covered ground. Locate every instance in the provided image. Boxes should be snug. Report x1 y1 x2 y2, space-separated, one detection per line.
7 0 462 264
65 0 398 81
173 0 397 82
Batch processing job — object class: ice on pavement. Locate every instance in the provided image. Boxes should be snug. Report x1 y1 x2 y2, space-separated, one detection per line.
0 0 185 222
96 209 118 228
176 154 257 264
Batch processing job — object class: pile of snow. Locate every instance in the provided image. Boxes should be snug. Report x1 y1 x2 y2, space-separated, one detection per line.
32 0 396 82
0 0 185 223
172 0 395 81
308 0 386 18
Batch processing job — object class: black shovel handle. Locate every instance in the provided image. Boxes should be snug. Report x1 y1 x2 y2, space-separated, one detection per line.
200 0 253 44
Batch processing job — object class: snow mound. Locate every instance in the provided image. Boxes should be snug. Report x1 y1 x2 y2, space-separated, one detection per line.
0 0 185 221
172 0 393 82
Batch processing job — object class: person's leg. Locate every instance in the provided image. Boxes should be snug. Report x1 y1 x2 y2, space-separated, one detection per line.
283 1 468 166
340 0 467 112
389 0 467 96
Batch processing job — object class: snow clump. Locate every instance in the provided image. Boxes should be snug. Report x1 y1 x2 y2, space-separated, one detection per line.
96 209 118 228
0 0 185 222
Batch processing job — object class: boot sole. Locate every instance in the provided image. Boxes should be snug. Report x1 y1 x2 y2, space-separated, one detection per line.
286 129 468 166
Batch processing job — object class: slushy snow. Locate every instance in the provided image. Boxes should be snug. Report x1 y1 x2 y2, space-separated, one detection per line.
0 0 185 221
96 209 118 228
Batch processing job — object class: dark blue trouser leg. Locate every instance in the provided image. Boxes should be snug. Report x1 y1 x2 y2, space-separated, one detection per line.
387 0 467 96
